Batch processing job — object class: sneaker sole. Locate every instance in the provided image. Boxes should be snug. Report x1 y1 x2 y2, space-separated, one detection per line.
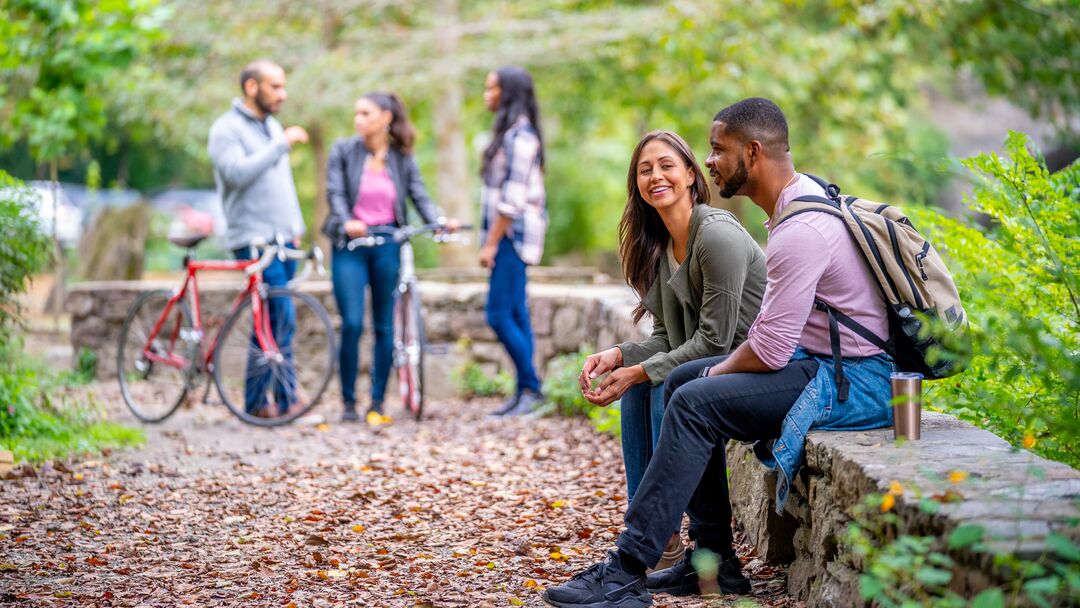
649 580 751 596
542 595 651 608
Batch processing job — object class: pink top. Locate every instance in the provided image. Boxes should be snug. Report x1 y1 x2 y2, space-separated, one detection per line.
746 174 888 369
353 167 397 226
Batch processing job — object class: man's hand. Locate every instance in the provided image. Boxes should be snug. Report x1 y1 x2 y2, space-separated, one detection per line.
479 243 497 269
584 365 647 407
284 126 309 147
443 218 462 233
579 347 623 393
345 220 369 238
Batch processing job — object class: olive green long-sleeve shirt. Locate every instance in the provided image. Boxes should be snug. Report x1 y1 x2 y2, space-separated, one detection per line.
618 204 766 384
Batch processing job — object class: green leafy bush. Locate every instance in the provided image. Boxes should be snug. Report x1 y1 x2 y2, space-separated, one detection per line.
0 172 141 463
0 171 52 332
910 133 1080 466
452 361 514 399
844 485 1080 607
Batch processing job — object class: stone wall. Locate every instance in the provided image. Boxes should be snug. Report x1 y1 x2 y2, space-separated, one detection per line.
728 412 1080 607
67 278 648 397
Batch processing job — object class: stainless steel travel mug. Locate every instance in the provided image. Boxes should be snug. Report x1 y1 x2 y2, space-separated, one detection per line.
891 372 923 440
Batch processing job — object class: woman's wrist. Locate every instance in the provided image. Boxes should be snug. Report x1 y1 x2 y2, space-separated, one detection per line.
613 346 624 367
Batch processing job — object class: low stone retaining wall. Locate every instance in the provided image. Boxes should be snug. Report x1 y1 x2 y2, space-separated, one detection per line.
67 278 648 397
728 412 1080 606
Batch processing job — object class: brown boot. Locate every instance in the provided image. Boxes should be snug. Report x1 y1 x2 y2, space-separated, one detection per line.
648 532 685 573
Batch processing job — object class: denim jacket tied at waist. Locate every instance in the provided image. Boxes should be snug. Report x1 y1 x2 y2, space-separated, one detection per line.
755 347 894 514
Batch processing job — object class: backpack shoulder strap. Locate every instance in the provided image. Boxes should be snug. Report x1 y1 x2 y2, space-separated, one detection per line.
775 196 842 227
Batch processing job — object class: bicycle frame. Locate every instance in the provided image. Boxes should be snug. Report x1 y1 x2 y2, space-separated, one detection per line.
139 255 280 373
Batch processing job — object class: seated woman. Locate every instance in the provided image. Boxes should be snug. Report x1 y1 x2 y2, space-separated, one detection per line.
579 130 766 568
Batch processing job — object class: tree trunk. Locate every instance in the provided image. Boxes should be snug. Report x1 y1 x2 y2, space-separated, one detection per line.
49 162 65 328
309 123 331 257
433 0 472 268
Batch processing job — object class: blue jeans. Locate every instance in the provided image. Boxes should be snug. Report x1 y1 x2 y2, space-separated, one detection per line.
331 241 401 407
486 238 540 394
232 244 297 415
620 381 666 502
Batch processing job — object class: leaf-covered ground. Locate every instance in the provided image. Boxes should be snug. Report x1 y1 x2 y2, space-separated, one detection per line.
0 388 799 607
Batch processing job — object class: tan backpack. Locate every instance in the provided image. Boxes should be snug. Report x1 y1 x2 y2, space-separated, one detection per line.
775 175 970 400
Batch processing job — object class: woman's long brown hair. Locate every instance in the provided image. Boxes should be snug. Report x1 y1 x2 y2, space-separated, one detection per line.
619 130 711 323
363 91 417 154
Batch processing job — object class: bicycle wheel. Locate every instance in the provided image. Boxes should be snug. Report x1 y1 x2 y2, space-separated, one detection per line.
213 287 335 427
395 283 426 421
117 289 197 423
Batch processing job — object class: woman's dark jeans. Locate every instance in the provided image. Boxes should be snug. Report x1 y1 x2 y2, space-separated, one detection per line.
331 241 401 407
485 237 540 394
620 381 666 502
616 355 819 566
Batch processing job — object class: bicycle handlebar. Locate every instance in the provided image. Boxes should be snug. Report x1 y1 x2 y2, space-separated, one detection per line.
245 238 326 285
346 223 475 250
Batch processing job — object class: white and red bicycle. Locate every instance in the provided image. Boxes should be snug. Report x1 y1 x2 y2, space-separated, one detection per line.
347 223 471 420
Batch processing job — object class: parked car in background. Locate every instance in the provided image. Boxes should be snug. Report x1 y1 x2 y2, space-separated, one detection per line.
28 181 83 248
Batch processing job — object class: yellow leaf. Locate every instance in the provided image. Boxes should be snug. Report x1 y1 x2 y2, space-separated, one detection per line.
524 579 539 589
317 570 329 580
888 480 903 496
509 597 524 606
948 470 968 484
881 493 895 513
486 561 496 569
1023 434 1036 449
352 525 365 534
549 552 567 561
316 423 330 432
73 473 84 481
550 500 565 509
119 494 134 504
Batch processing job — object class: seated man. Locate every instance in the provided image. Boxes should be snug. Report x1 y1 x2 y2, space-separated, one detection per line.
543 97 894 608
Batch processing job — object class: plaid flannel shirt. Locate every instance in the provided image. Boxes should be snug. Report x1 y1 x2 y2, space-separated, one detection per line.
480 116 547 265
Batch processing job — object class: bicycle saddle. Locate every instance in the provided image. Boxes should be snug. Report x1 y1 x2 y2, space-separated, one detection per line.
168 233 209 249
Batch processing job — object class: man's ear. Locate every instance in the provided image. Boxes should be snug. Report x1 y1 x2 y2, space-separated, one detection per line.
243 78 258 98
746 140 763 166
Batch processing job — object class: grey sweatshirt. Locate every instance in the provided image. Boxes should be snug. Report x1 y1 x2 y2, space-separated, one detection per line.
208 99 305 250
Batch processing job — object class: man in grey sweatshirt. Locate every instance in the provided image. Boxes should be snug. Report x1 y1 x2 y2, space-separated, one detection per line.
207 59 308 417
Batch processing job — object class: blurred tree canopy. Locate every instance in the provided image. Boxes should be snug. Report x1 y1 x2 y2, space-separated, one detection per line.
0 0 1076 262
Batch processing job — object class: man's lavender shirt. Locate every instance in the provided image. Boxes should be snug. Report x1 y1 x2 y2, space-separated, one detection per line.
746 174 888 369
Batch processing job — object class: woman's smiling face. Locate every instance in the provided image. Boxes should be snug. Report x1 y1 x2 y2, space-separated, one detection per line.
636 140 695 212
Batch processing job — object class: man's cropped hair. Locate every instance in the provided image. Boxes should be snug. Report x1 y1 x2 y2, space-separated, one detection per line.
714 97 790 152
239 59 278 91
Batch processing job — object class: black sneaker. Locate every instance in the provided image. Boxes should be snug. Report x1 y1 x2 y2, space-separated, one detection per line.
341 403 359 423
543 551 651 608
646 549 750 596
502 389 545 417
487 393 521 418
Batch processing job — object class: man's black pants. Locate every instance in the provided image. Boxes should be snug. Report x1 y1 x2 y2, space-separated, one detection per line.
615 355 819 566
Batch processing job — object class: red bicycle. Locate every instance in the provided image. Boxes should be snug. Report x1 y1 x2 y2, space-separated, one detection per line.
116 234 337 427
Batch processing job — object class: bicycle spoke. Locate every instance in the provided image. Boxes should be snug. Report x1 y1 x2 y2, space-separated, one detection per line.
117 291 194 423
214 287 334 426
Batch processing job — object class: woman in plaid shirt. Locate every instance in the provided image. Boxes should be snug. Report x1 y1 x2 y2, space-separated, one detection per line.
479 66 548 417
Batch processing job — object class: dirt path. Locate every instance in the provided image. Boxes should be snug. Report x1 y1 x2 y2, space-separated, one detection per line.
0 387 797 607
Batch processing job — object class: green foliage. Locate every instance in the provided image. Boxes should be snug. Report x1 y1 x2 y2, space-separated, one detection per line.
540 349 621 437
0 0 167 164
452 361 514 399
843 490 1080 606
908 133 1080 465
0 172 52 332
0 337 143 463
827 0 1080 140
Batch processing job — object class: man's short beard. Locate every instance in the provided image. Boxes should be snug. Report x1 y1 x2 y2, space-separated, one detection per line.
254 88 277 115
719 157 748 199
